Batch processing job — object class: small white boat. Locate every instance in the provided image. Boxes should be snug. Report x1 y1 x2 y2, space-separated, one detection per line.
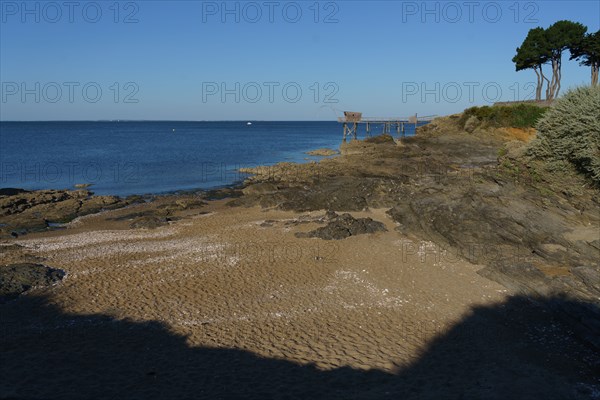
247 122 252 125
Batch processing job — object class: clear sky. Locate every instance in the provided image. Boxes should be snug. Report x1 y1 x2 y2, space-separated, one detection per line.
1 0 599 120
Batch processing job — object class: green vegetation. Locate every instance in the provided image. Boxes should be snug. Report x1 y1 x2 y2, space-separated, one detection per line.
513 27 551 101
528 85 600 185
570 30 600 87
544 21 588 98
459 104 548 129
513 21 596 100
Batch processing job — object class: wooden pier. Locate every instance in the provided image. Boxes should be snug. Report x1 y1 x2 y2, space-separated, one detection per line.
338 111 436 141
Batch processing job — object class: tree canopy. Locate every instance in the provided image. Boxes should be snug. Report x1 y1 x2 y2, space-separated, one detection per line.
513 21 593 100
545 20 587 98
513 27 550 71
513 27 551 100
570 30 600 86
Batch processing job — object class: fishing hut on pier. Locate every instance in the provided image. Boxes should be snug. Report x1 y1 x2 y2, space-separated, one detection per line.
338 111 436 141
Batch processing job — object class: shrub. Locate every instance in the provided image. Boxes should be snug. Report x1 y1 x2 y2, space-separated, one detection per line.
459 104 548 129
528 85 600 185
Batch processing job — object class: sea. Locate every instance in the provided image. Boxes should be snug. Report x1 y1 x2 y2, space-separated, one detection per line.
0 121 425 196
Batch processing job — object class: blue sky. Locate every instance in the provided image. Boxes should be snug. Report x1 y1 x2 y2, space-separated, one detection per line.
1 0 599 120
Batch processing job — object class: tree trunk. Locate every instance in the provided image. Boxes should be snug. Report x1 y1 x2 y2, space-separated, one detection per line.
592 63 599 87
540 64 551 100
547 60 557 100
555 58 562 98
533 67 542 101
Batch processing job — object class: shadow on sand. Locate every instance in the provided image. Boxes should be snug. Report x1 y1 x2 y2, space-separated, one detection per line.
1 294 598 399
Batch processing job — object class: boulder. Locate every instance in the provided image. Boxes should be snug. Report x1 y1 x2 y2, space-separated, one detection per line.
296 213 387 240
0 263 65 303
464 116 480 133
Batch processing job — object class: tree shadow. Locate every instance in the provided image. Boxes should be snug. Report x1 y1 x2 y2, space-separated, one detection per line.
1 295 598 399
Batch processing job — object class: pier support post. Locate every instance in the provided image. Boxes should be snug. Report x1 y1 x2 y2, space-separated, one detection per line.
343 122 357 142
383 122 390 134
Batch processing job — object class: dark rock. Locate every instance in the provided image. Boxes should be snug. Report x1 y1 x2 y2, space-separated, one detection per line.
547 296 600 351
125 195 144 204
205 187 243 201
0 263 65 303
0 189 130 238
325 210 338 220
174 198 207 210
296 213 387 240
386 204 421 235
129 216 169 229
571 267 600 296
0 188 29 196
0 243 24 254
477 263 552 297
242 183 279 196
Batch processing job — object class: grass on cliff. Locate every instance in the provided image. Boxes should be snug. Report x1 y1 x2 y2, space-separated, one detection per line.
459 103 549 129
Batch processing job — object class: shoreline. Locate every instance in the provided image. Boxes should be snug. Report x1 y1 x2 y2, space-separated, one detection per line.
0 149 343 201
0 144 346 238
1 118 599 397
0 120 348 199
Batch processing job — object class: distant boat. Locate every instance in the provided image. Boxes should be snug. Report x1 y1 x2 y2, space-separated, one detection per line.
247 122 252 125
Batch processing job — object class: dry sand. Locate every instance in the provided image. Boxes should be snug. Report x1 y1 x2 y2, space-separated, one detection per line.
13 201 507 370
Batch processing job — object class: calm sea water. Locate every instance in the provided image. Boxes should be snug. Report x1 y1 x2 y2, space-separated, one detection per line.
0 121 422 196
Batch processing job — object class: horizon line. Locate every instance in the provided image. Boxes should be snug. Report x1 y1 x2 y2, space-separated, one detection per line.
0 119 346 123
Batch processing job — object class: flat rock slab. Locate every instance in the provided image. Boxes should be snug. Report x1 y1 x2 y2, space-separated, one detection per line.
0 189 128 237
305 148 339 156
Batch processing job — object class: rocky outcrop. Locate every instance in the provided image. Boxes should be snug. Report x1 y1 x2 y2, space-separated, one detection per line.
464 116 480 133
305 148 339 156
0 189 129 237
0 263 65 303
296 212 387 240
232 127 600 349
